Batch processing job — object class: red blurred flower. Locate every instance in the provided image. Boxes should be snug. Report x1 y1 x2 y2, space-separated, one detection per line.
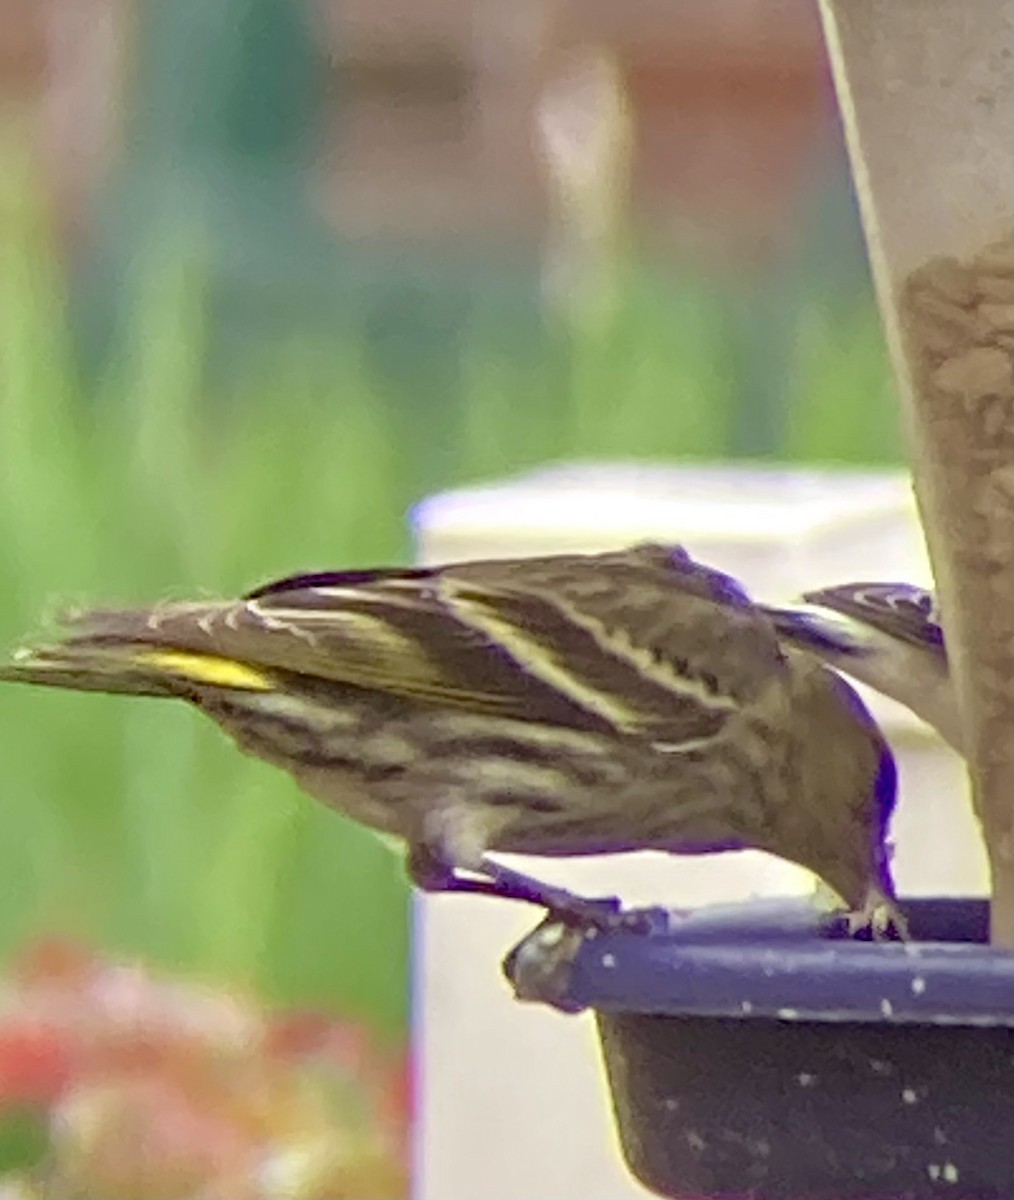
0 1025 76 1106
0 938 410 1197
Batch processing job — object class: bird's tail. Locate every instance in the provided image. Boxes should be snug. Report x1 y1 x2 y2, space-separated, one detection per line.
0 609 274 700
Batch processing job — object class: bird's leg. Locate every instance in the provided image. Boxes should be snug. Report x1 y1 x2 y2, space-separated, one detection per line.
476 857 631 930
406 843 647 933
406 843 505 899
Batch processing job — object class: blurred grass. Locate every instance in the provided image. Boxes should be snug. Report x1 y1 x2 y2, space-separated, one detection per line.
0 145 413 1036
0 135 901 1038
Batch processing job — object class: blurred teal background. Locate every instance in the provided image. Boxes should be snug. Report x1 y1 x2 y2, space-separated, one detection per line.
0 0 902 1041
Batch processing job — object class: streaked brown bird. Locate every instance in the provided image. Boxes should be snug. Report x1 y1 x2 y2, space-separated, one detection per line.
0 545 905 935
762 582 959 753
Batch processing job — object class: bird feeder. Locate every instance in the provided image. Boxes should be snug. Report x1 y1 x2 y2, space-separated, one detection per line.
820 0 1014 946
504 898 1014 1200
496 5 1014 1199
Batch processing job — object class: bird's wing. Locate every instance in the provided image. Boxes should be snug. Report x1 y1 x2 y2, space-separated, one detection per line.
13 546 784 745
439 543 787 743
800 582 945 657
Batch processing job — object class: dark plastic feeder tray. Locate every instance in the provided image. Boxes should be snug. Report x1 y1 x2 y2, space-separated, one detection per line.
503 897 1014 1200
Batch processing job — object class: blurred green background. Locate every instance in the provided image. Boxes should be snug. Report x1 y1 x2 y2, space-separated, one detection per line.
0 0 902 1042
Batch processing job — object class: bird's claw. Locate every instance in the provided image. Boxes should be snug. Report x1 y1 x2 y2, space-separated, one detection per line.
846 894 909 941
548 894 654 935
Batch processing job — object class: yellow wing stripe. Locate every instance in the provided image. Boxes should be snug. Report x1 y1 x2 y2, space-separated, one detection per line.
136 650 274 691
443 584 644 730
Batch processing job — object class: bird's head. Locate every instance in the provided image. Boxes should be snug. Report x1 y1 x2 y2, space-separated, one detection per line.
779 662 900 908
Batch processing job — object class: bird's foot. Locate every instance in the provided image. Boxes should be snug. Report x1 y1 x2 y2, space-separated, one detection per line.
846 889 909 941
529 890 655 935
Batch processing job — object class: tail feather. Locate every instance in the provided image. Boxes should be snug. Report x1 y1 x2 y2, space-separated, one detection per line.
54 602 229 649
0 644 189 699
0 624 275 699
